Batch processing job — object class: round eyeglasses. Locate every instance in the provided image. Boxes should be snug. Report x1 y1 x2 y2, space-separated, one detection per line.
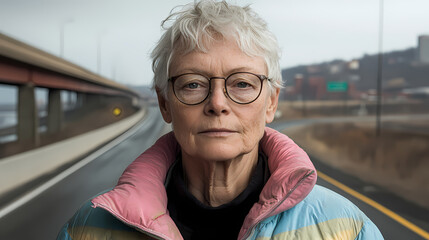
168 72 270 105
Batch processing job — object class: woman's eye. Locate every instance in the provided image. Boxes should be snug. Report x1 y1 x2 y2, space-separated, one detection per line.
187 82 199 89
236 82 251 88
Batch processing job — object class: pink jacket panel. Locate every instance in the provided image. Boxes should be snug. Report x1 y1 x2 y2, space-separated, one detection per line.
91 127 317 240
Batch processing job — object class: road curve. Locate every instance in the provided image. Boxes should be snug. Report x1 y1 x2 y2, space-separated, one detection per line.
0 107 168 240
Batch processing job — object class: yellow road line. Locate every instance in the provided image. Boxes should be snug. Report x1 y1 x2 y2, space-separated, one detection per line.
317 170 429 239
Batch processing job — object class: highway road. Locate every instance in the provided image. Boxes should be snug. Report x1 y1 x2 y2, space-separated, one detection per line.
269 113 429 135
0 107 169 239
0 107 428 239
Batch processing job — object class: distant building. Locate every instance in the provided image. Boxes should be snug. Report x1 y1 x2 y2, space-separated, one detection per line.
418 35 429 64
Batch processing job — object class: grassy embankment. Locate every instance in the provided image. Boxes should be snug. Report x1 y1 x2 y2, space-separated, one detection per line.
275 100 429 209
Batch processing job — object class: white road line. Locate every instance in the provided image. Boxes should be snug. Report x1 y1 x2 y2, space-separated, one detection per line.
0 118 146 219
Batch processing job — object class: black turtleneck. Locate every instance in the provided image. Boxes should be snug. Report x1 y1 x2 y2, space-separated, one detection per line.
166 153 269 240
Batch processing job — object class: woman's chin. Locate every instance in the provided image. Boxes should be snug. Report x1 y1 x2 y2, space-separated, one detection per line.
186 144 255 162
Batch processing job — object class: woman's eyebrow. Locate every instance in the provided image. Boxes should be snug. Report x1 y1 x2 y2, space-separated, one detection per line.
174 67 256 76
227 67 254 73
171 68 209 77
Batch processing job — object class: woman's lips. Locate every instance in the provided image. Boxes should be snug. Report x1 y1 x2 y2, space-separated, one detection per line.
199 128 236 137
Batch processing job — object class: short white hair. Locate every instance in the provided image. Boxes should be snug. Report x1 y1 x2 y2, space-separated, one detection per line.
151 0 283 98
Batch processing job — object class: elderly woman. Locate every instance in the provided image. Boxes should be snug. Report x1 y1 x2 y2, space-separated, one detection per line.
58 1 382 239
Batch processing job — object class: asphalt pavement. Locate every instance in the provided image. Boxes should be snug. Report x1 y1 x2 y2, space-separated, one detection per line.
0 107 168 240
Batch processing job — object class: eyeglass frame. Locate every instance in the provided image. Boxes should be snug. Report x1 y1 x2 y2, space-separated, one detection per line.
168 71 271 105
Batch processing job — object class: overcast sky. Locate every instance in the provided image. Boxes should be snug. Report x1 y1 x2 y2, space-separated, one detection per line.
0 0 428 86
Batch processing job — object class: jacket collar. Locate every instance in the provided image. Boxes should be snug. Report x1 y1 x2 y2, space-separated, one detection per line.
91 127 316 240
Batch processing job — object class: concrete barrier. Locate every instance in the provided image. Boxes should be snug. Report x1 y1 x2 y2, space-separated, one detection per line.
0 108 145 197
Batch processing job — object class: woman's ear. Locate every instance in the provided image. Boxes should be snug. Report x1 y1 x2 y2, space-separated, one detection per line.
265 88 280 124
156 88 172 123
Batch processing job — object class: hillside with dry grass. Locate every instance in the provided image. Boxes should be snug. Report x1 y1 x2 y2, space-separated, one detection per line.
274 101 429 209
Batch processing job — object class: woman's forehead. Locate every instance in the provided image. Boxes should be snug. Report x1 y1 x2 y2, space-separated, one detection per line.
169 39 267 76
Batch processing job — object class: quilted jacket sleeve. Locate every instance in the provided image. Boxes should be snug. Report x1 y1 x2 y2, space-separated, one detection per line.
57 222 72 240
56 199 152 240
354 220 384 240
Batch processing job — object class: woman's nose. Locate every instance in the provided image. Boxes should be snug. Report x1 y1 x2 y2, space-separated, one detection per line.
204 80 230 115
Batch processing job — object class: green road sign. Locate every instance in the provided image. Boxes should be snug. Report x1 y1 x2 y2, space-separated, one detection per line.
327 81 348 92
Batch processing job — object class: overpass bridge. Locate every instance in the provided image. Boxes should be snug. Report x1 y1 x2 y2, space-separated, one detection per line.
0 33 140 152
0 32 154 219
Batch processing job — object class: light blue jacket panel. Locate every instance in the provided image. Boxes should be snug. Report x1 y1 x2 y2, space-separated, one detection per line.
248 185 383 239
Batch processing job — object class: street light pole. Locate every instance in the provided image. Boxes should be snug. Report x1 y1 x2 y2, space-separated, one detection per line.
97 31 107 75
376 0 384 137
60 18 74 58
97 35 101 74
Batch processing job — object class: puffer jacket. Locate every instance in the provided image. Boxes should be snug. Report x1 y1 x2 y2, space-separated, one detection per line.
57 127 383 239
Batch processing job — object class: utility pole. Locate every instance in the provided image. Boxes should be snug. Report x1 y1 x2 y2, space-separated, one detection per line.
97 31 107 75
376 0 384 137
60 18 74 58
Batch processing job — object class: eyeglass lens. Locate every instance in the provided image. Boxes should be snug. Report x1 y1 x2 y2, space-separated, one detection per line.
172 73 263 105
